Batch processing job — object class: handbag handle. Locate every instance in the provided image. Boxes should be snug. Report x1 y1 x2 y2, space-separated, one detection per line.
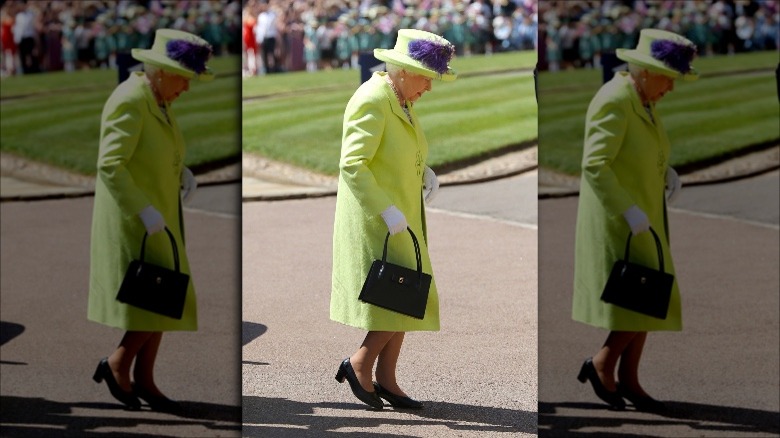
380 227 424 288
139 227 181 272
623 226 665 273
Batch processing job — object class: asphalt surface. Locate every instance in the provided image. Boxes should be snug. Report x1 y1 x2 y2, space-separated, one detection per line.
538 170 780 437
241 172 539 437
2 161 778 437
0 184 243 437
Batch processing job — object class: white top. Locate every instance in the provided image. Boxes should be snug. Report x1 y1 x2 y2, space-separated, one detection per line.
255 10 278 42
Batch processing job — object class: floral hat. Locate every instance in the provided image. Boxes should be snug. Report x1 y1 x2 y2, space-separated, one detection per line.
131 29 214 81
617 28 698 81
374 29 457 81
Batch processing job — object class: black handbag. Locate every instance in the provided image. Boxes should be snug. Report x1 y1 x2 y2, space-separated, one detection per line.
601 227 674 320
116 227 189 320
359 227 432 319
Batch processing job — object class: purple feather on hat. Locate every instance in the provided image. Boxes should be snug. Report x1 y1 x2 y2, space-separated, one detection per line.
166 40 212 74
650 39 695 74
408 39 454 75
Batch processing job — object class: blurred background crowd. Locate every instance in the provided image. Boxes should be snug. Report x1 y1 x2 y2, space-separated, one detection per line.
3 0 775 79
242 0 538 76
0 0 242 78
538 0 779 72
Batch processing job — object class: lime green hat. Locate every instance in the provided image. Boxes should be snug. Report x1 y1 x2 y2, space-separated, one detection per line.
132 29 214 81
374 29 457 82
616 28 699 81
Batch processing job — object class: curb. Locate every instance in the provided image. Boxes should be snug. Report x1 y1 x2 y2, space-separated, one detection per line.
538 145 780 199
240 147 538 201
1 152 240 202
3 144 777 202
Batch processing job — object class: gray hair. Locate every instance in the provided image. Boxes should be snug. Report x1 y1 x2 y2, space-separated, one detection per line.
385 63 405 77
144 63 161 78
627 63 648 78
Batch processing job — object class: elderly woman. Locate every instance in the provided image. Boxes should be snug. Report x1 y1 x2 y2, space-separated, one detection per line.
331 29 456 410
88 29 212 412
573 29 697 412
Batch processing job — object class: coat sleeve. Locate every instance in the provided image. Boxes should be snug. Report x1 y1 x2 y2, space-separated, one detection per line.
97 96 152 218
339 92 394 217
581 93 635 219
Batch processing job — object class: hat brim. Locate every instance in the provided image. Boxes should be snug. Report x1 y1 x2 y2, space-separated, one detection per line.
131 48 214 82
374 49 456 82
616 49 698 81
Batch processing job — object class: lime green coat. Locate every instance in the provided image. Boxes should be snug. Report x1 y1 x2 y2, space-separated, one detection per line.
330 72 439 331
88 72 197 331
573 72 681 332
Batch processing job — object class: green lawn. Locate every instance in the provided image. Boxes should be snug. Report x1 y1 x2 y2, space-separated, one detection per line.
539 51 779 175
0 56 241 175
242 51 538 175
242 50 537 98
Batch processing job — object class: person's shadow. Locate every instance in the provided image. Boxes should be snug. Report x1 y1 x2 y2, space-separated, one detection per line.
1 321 27 365
242 395 536 437
242 321 269 366
0 394 241 437
538 400 780 437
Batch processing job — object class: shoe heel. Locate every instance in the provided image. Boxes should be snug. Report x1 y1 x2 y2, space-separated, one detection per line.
93 363 104 383
577 361 588 383
335 364 346 383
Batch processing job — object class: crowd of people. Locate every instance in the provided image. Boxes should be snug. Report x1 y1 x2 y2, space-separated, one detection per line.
242 0 538 76
538 0 779 72
0 0 242 78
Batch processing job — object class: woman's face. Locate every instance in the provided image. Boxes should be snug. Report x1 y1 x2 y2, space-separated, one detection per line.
400 72 433 103
156 71 191 103
641 71 675 103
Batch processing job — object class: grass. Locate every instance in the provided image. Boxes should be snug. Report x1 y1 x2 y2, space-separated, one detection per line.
538 51 779 175
242 50 538 98
242 51 538 175
0 56 241 175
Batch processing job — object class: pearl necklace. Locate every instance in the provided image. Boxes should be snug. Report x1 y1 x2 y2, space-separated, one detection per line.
384 75 412 124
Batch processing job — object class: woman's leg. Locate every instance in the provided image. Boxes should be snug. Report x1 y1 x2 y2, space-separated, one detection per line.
108 331 155 391
592 331 640 391
375 332 407 396
349 331 395 392
617 331 649 396
133 332 165 396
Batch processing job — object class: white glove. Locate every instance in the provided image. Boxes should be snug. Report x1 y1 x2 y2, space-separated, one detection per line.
380 205 408 236
181 167 197 204
138 205 166 235
622 205 650 236
665 166 681 205
422 166 439 204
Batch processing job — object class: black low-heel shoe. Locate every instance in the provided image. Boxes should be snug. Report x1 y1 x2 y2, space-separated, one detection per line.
374 382 423 409
92 358 141 410
577 358 625 411
132 383 183 414
335 358 383 409
617 383 666 413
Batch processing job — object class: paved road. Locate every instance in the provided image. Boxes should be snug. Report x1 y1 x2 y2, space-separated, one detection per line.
538 170 780 437
5 169 775 437
434 171 538 228
0 184 242 437
673 169 779 227
241 172 539 437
